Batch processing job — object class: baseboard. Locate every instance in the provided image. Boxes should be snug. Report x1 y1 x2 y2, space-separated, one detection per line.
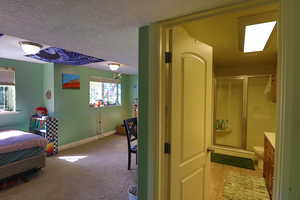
58 130 116 152
100 130 116 138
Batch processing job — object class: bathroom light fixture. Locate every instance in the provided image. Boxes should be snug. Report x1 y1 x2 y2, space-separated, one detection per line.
108 63 120 71
19 41 43 55
243 21 276 53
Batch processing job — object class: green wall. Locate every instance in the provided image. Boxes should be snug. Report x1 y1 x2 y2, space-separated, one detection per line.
43 63 55 115
53 64 135 145
128 75 138 101
127 74 138 115
0 58 138 147
0 58 45 131
138 24 161 200
138 26 150 200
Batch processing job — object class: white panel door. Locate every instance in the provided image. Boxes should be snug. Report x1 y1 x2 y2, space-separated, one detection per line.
169 26 213 200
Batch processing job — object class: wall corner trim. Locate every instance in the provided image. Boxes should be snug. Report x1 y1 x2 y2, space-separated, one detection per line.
58 130 116 152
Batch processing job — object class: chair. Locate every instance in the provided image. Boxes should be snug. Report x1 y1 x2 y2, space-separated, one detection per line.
124 117 138 170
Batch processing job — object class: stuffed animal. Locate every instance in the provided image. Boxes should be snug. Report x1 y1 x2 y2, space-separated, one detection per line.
35 107 48 117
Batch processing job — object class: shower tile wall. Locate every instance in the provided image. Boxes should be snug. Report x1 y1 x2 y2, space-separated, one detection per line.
246 77 276 151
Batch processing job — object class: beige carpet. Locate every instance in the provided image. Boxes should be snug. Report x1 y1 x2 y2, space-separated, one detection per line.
0 134 136 200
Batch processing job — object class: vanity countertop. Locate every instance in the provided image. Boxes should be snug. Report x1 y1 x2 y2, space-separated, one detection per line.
264 132 276 148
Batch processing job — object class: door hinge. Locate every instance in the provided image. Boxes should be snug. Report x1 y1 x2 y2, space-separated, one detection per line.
164 143 171 154
165 52 172 64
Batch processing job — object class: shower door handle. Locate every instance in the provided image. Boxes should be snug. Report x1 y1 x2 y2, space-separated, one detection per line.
207 147 215 153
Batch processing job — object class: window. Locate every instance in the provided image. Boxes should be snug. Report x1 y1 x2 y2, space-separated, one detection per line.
89 78 121 107
0 68 16 112
243 21 277 53
239 12 277 53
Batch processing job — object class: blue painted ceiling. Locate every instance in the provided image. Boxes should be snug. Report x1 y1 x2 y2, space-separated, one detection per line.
26 47 105 65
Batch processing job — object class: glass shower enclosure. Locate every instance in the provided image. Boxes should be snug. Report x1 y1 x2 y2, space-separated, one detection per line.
214 75 276 151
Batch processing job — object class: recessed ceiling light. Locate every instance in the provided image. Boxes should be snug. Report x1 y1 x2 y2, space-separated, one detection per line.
19 41 43 55
244 21 276 53
108 63 120 71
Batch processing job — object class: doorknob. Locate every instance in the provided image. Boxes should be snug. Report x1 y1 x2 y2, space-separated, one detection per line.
207 147 215 153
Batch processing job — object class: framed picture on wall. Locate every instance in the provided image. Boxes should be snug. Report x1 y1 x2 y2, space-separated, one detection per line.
62 73 80 89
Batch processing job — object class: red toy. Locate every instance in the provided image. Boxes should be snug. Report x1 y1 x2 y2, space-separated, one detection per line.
35 107 48 116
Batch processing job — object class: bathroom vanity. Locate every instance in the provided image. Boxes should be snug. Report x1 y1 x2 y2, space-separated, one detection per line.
264 132 275 198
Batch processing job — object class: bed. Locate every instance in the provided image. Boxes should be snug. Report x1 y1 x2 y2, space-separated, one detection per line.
0 130 47 180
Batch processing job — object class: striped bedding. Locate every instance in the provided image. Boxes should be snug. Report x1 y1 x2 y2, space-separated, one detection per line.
0 130 47 154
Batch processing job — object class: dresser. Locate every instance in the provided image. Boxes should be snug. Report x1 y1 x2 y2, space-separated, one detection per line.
264 132 275 199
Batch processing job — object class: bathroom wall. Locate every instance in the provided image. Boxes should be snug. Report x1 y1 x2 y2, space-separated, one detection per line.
215 65 276 77
246 76 276 151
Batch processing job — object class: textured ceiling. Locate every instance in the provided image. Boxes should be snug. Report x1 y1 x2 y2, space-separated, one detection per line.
183 4 278 71
0 35 48 64
0 0 248 74
0 34 137 73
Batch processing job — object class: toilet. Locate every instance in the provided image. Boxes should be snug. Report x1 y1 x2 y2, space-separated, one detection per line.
253 146 264 170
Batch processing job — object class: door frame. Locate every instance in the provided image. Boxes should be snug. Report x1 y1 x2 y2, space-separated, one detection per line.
138 0 290 200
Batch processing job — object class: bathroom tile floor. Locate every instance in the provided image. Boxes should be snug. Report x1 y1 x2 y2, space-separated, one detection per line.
210 162 264 200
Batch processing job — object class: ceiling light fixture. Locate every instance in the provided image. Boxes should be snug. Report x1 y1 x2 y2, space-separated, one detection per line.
19 41 43 55
108 63 120 71
243 21 277 53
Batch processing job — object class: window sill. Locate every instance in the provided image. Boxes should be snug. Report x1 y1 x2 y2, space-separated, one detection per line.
89 105 122 109
0 111 20 115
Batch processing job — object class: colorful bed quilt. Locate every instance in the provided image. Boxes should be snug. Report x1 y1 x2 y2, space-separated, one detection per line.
0 130 47 154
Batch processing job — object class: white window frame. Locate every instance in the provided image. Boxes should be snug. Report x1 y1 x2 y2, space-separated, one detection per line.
89 77 121 108
0 67 16 113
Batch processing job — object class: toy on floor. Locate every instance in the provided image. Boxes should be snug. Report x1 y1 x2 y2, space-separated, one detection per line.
46 143 55 154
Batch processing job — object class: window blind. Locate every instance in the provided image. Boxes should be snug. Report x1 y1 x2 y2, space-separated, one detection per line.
90 76 120 83
0 67 15 85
